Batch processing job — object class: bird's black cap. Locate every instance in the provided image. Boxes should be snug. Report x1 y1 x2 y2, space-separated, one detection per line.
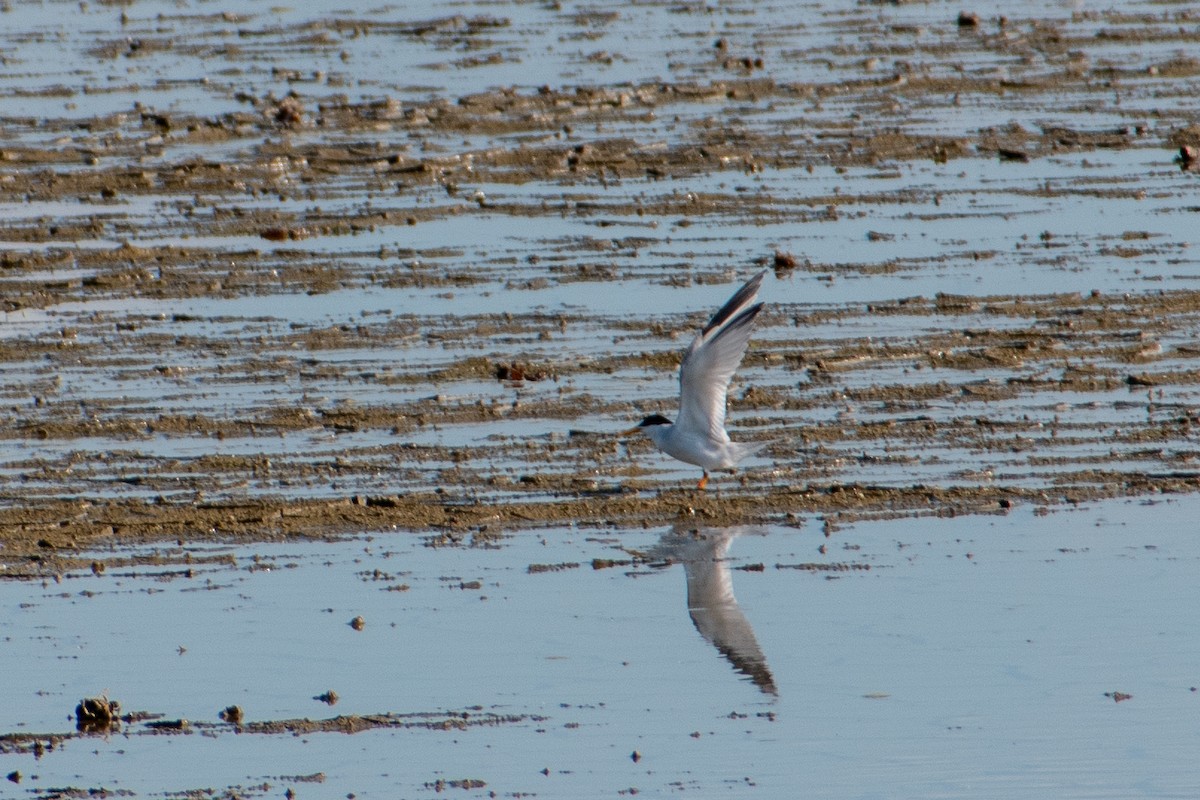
638 414 673 427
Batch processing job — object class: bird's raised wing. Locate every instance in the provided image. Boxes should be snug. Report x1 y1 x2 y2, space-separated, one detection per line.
676 271 766 440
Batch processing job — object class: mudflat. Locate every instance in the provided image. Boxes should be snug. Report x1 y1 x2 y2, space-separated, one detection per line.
4 1 1200 574
4 2 1200 797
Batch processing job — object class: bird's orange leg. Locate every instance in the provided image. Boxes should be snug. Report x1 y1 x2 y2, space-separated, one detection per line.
697 472 709 490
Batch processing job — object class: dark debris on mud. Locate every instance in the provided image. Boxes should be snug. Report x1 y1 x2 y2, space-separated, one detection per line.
1 705 540 757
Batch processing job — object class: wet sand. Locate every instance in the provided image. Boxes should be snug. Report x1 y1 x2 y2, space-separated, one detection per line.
3 2 1200 576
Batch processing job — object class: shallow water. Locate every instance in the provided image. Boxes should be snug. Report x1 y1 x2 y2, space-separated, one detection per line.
4 495 1200 798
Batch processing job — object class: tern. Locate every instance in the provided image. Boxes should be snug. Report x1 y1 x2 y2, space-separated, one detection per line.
622 270 770 489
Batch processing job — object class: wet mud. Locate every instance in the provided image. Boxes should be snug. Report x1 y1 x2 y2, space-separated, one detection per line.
4 2 1200 580
0 705 537 757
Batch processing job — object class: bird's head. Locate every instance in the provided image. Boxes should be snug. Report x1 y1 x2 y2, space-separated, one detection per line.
621 413 672 437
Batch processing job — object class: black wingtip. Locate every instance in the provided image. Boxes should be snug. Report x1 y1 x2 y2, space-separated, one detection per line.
702 270 767 336
722 302 763 337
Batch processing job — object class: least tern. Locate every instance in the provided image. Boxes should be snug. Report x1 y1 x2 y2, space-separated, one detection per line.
623 270 769 489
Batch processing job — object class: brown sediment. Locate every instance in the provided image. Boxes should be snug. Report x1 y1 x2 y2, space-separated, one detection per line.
7 282 1200 573
4 3 1200 579
5 471 1199 576
0 707 540 755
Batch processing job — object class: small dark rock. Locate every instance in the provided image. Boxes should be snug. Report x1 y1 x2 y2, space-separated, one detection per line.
773 250 797 271
273 95 305 128
75 696 120 732
1178 145 1198 171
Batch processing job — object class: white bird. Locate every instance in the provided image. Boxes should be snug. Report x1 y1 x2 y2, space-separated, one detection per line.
622 270 770 489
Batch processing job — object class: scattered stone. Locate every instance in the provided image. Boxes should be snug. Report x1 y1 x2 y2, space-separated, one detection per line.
272 95 305 128
772 250 797 271
75 696 120 732
495 362 549 383
260 227 311 242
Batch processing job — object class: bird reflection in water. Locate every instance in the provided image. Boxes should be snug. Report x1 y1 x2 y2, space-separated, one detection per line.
646 525 777 696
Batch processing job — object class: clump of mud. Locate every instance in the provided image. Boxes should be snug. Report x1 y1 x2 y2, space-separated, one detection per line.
75 696 120 733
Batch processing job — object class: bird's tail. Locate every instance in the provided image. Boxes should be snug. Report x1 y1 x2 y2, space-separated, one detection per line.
733 439 776 464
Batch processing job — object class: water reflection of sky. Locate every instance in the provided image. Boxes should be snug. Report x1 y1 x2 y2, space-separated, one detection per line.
3 496 1198 797
3 151 1196 325
4 0 1187 118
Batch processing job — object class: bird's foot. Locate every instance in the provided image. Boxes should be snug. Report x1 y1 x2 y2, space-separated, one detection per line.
697 473 709 490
